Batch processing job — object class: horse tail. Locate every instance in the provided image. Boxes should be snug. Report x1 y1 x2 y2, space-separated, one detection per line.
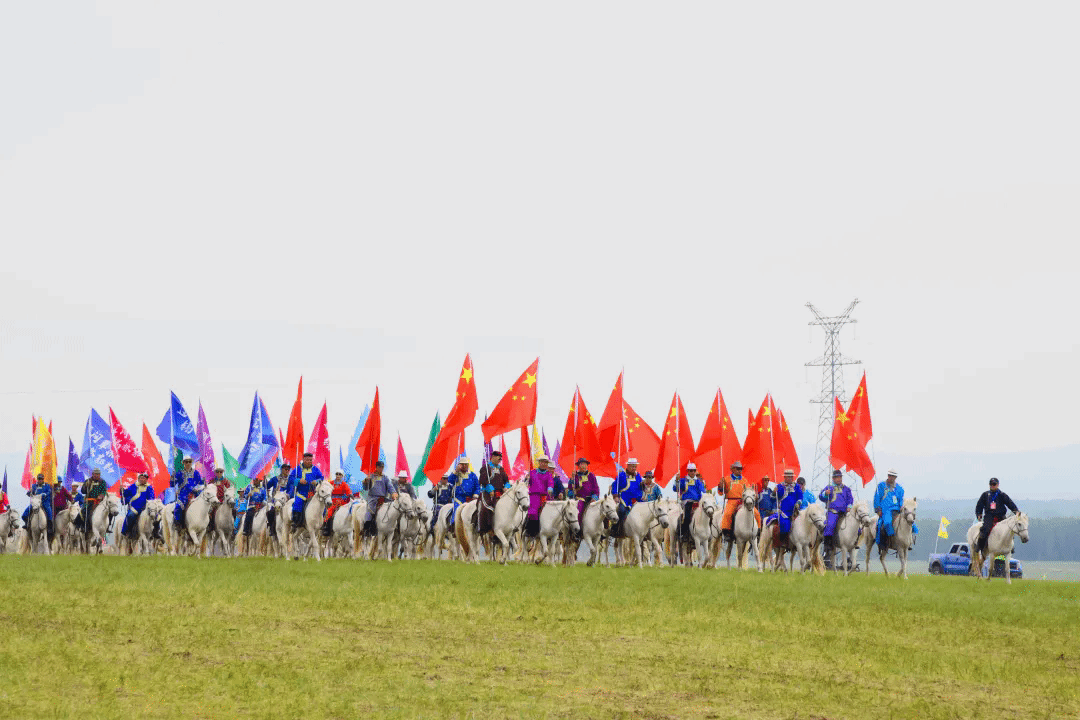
811 545 826 576
455 510 471 559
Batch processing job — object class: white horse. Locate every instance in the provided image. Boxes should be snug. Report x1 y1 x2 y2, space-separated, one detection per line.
290 480 333 561
0 507 19 554
52 503 82 555
238 490 286 557
580 496 619 567
876 497 917 579
966 512 1029 584
687 493 722 568
133 499 165 555
832 501 876 575
791 504 826 575
621 499 670 568
324 499 362 558
396 498 426 560
428 504 458 560
490 482 530 564
729 487 762 572
370 493 414 562
87 494 122 555
22 496 51 555
207 486 237 557
454 499 481 563
533 500 580 566
658 500 683 567
183 486 220 559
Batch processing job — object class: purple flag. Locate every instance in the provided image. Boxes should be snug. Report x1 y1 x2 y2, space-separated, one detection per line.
195 402 216 480
551 440 570 482
65 438 84 491
2 467 7 495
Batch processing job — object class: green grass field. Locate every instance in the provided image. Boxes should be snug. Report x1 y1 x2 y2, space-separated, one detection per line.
1 556 1078 720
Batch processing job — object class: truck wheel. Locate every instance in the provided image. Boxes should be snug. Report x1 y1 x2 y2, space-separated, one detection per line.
930 563 944 575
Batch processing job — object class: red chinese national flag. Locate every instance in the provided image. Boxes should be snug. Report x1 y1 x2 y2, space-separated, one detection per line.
283 377 305 469
622 399 660 472
830 396 875 486
354 387 382 475
695 389 742 490
423 354 479 481
141 423 171 495
109 408 147 478
847 372 873 450
395 435 411 478
741 395 777 492
481 358 538 443
597 371 629 465
654 393 695 488
510 426 532 481
775 406 800 479
306 402 330 477
558 388 616 479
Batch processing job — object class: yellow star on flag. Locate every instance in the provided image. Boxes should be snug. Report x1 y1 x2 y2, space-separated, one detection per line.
523 373 537 388
460 367 473 383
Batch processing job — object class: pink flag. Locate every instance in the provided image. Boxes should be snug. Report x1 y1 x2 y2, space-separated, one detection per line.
195 403 216 481
21 443 33 490
306 402 330 476
110 407 147 488
395 435 410 478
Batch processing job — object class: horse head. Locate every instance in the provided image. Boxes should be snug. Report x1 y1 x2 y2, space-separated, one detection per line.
315 480 333 504
199 486 218 506
1013 512 1029 543
223 486 237 508
146 499 164 521
853 502 875 528
106 494 123 516
67 503 81 520
563 500 580 531
901 497 917 528
701 493 718 518
29 495 42 511
396 493 416 517
805 504 826 531
600 495 619 522
741 487 758 510
512 481 530 511
651 499 670 528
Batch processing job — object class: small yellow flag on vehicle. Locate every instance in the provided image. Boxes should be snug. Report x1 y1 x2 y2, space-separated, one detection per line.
938 516 950 539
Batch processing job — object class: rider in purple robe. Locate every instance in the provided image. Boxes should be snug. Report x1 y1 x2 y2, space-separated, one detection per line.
572 458 600 532
525 456 555 537
819 469 853 560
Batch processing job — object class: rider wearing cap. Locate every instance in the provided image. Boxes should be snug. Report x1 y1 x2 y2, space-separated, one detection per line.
173 458 204 530
975 477 1018 554
395 470 417 499
769 470 800 547
610 459 643 536
675 463 705 541
82 469 107 540
572 458 600 532
641 471 662 502
288 452 324 531
525 456 555 537
476 450 508 534
721 461 759 541
322 471 352 537
52 478 74 517
445 458 479 531
819 469 853 562
363 460 395 536
23 473 54 539
873 469 918 550
121 472 155 538
241 474 267 540
428 473 453 531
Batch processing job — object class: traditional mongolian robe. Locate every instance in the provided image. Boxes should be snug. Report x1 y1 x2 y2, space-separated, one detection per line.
122 483 155 535
721 474 760 532
23 482 53 530
365 473 395 523
288 465 324 515
325 478 351 522
52 485 74 513
525 468 555 536
477 462 509 534
574 471 599 527
771 482 800 536
873 480 918 543
445 470 478 527
819 483 853 538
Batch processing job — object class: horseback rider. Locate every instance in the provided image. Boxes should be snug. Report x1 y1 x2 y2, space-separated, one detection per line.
52 479 74 519
364 460 396 536
207 467 230 529
172 458 203 530
322 471 352 537
675 463 705 541
769 470 799 547
23 473 54 540
288 453 324 531
241 474 267 540
819 469 853 565
874 469 918 550
572 458 600 536
796 477 815 510
721 462 759 542
83 469 107 541
641 471 662 501
428 473 453 532
610 458 643 537
476 449 508 534
121 472 155 539
267 462 289 497
446 458 479 530
975 477 1018 554
525 456 555 537
395 470 417 499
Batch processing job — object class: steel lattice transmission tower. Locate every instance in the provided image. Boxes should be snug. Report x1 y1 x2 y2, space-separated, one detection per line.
806 299 861 487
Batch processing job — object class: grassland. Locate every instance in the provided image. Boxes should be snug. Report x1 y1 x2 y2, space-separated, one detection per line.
0 556 1077 720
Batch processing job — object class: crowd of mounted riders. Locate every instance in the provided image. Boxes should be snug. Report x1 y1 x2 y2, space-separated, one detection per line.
1 450 1025 577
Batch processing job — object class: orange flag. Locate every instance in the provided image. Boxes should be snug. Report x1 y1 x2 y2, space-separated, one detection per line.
558 388 616 479
283 377 305 468
654 393 695 488
481 358 538 443
141 423 171 495
695 389 742 490
847 372 873 450
423 354 479 481
354 387 382 475
622 399 660 472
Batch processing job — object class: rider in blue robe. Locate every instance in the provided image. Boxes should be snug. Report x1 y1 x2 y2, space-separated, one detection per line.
288 454 325 530
819 469 853 560
23 474 54 536
611 461 643 530
446 460 479 527
174 474 203 528
873 470 917 547
768 472 800 541
121 475 155 536
675 465 705 540
428 474 454 531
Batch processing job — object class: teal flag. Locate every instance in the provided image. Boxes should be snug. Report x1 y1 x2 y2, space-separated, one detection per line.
412 412 441 487
222 444 251 490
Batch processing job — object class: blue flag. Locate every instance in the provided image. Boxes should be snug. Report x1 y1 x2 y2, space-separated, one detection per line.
79 409 121 485
65 438 84 491
155 407 171 446
2 467 7 495
237 392 280 478
343 406 370 487
168 392 199 455
338 445 345 474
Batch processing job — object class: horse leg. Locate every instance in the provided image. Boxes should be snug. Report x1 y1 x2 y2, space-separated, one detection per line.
899 547 908 580
879 546 889 577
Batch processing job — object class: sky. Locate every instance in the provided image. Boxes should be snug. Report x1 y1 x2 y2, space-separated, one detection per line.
1 2 1078 498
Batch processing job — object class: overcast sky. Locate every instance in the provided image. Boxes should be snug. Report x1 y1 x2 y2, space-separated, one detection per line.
2 1 1078 488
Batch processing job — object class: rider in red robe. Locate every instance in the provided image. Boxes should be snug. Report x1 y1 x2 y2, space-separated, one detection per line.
322 471 351 536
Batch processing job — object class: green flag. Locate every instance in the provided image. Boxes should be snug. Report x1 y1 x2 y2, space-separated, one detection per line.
412 412 441 487
222 444 251 490
172 447 183 475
